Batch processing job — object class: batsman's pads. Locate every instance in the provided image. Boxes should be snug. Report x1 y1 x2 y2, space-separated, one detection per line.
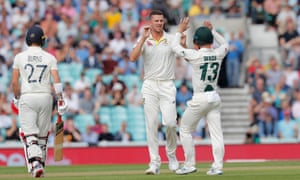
38 132 50 167
19 130 43 172
193 26 213 46
57 99 68 115
25 25 46 46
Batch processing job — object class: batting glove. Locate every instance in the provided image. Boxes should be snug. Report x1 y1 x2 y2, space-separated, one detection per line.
11 97 19 114
57 99 68 115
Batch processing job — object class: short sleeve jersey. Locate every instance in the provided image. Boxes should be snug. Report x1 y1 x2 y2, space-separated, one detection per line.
137 32 176 80
12 46 58 94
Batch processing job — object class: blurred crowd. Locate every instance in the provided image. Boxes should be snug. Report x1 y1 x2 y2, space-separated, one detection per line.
246 0 300 143
1 0 298 145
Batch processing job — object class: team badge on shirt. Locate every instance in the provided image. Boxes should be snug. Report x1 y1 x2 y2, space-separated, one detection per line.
146 41 152 46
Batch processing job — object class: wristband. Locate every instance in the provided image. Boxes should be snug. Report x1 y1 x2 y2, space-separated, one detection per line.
54 83 63 94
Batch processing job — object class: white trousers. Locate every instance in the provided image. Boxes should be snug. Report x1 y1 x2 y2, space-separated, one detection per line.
19 93 53 137
180 92 224 170
141 79 177 167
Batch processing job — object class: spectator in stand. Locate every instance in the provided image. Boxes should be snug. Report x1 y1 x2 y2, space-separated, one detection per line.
277 109 298 139
176 82 192 108
41 12 58 39
101 47 118 75
291 89 300 121
126 83 142 106
188 0 210 17
283 63 299 88
103 4 122 31
265 56 282 88
248 77 267 125
95 84 112 108
83 45 102 69
279 18 299 61
137 9 150 31
76 40 91 63
210 5 226 20
57 14 78 44
91 25 109 54
73 71 91 97
210 0 224 13
108 74 128 95
78 87 98 118
82 125 99 146
0 5 12 38
109 30 127 56
111 83 126 106
257 95 278 138
88 0 109 13
276 3 297 36
64 116 82 143
115 121 132 142
225 0 242 18
250 0 265 24
226 31 244 87
246 57 265 89
116 49 137 75
60 0 76 20
92 74 104 97
120 5 139 35
63 82 80 117
45 38 59 58
0 55 7 77
11 6 30 33
268 75 292 111
263 0 280 30
98 123 115 141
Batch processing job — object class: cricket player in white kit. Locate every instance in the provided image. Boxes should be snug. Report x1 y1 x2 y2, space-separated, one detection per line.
172 19 228 175
11 25 67 178
129 10 182 174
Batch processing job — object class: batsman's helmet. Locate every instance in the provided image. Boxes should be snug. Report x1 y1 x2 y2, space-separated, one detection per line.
25 25 46 46
193 26 213 46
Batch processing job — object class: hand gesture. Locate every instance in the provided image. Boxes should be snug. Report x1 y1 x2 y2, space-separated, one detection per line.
178 17 190 33
203 21 213 30
142 25 151 40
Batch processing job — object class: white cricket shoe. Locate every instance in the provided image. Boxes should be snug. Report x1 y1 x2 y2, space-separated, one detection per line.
175 166 197 175
145 164 160 175
206 168 223 175
31 161 44 178
168 157 179 171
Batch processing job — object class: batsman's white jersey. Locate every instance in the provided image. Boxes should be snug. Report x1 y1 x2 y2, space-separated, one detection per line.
172 30 228 171
12 46 57 136
13 47 57 94
135 32 178 167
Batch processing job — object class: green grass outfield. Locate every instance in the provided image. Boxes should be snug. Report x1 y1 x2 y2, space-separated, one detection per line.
1 161 300 180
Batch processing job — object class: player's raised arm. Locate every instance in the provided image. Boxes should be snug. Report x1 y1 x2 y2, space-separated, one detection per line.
172 17 199 60
203 21 229 54
129 25 151 62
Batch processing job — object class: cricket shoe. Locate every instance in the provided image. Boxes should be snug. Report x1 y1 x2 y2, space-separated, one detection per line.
145 164 160 175
206 168 223 175
176 166 197 175
31 161 44 178
168 157 179 171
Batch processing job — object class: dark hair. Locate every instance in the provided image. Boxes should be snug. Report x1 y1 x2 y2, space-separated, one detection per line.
149 10 164 18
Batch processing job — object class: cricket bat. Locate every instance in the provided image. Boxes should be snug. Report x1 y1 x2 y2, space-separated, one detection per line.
54 99 64 161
